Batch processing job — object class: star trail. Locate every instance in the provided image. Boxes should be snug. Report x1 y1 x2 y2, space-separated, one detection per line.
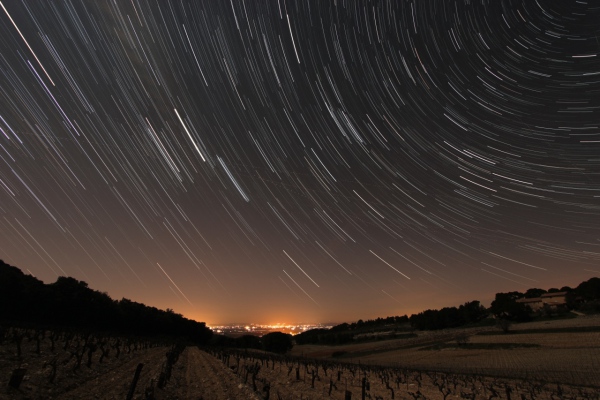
1 0 599 324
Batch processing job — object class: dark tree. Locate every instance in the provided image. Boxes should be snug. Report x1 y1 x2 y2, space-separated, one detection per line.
496 318 512 334
235 334 262 349
524 288 547 298
410 307 466 330
210 334 236 347
0 260 45 321
576 277 600 301
490 292 531 322
458 300 488 324
261 332 293 354
0 261 212 344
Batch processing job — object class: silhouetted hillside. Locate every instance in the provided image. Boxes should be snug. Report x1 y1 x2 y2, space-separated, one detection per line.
296 277 600 344
0 260 212 344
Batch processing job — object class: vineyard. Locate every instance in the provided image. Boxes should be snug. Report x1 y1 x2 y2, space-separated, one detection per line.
2 324 599 399
208 348 599 400
0 325 183 399
291 316 600 389
349 330 600 388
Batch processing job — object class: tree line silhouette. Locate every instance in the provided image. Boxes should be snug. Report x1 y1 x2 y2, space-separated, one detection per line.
3 258 599 347
295 277 600 345
0 260 212 344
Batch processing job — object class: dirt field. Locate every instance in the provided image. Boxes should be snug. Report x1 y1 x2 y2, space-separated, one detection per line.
208 347 600 399
2 316 599 399
0 331 169 400
291 314 600 388
0 331 258 400
3 342 599 399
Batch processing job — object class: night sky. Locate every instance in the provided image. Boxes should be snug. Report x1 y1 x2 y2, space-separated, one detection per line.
1 0 599 325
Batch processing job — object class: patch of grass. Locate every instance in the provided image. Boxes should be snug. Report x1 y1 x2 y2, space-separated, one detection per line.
419 342 541 351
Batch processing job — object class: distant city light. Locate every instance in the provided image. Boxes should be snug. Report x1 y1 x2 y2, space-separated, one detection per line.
207 323 332 336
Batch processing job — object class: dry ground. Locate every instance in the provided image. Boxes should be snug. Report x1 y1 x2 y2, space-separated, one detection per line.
0 336 259 400
290 314 600 387
2 316 599 399
3 343 598 399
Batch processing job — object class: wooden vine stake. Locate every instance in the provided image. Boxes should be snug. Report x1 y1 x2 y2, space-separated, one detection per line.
126 363 144 400
8 368 27 389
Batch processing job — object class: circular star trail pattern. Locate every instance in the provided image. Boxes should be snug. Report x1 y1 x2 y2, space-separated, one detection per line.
0 0 599 323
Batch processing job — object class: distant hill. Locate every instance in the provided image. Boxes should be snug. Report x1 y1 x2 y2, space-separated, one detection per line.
0 260 212 344
296 277 600 345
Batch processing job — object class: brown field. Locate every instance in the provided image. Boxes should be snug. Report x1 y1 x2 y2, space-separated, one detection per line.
290 314 600 388
0 330 260 400
1 316 599 399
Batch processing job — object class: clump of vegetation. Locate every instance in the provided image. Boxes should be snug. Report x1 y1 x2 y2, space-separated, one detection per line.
261 332 293 354
409 300 489 330
455 331 470 345
496 318 512 334
0 260 212 344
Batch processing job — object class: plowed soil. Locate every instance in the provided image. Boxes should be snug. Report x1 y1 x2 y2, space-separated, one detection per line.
1 342 259 400
3 323 599 400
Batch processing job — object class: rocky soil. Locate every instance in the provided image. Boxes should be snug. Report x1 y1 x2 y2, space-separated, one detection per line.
2 328 599 399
